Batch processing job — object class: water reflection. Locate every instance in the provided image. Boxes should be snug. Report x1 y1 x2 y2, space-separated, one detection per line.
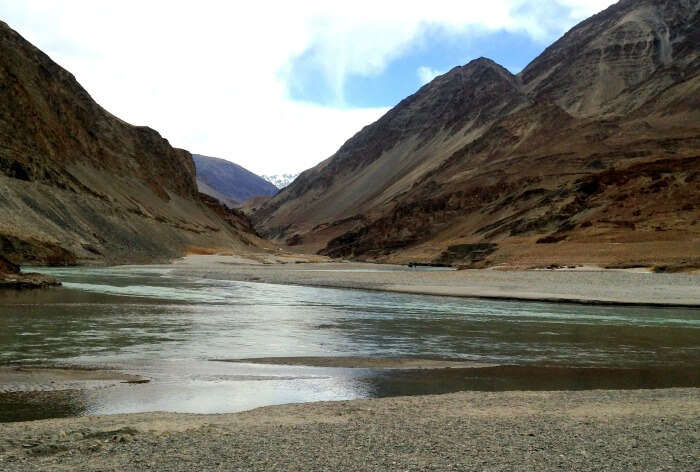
0 266 698 422
1 361 698 423
1 270 698 367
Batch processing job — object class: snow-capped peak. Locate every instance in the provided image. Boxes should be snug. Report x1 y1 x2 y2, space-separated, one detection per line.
262 173 299 189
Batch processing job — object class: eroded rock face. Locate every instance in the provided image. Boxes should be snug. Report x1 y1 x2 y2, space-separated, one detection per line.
0 255 60 289
0 271 61 289
255 0 700 268
0 21 260 264
0 235 77 266
0 256 19 274
520 0 700 117
0 22 197 200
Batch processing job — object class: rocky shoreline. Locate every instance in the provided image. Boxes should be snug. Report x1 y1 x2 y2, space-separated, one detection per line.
0 388 697 471
0 256 60 289
0 272 60 289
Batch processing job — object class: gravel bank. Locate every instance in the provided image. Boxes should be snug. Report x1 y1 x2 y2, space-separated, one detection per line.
0 367 145 393
172 258 700 307
1 388 697 471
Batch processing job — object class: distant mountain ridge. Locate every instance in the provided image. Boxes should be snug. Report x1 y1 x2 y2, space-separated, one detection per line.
262 173 299 189
253 0 700 269
193 154 278 207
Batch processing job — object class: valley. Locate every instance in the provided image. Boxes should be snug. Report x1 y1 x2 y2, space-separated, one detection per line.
253 0 700 269
0 2 698 470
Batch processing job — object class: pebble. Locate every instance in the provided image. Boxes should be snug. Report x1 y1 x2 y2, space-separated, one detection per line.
0 388 697 471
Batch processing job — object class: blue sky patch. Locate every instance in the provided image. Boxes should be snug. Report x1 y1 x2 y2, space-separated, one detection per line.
286 27 548 109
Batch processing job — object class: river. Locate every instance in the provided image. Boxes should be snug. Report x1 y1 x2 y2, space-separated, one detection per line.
0 266 698 421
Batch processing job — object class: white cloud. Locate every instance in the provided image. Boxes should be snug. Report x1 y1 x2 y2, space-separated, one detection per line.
0 0 615 174
417 66 443 85
556 0 620 20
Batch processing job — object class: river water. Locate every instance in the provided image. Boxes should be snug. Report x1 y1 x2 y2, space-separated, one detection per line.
0 266 698 421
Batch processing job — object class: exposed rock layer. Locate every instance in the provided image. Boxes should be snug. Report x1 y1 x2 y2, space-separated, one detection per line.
254 0 700 268
0 21 261 265
0 256 59 288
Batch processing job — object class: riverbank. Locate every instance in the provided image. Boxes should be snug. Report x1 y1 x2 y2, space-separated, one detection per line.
0 271 60 289
0 256 59 289
172 256 700 307
1 387 697 471
0 367 146 393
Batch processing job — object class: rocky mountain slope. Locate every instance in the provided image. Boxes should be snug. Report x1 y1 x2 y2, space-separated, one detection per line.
0 21 261 266
193 154 278 207
254 0 700 268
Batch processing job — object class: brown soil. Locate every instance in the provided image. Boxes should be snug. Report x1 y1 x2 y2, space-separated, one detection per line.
253 0 700 270
0 21 263 266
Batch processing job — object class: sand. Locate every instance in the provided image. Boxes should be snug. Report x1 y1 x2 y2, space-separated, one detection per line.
171 257 700 307
0 388 697 471
0 367 146 393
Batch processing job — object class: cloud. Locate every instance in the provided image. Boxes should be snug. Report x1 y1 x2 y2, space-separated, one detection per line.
0 0 615 174
281 0 616 104
417 66 443 85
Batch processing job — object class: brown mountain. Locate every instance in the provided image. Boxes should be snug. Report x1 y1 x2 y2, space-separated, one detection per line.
254 0 700 269
0 21 261 266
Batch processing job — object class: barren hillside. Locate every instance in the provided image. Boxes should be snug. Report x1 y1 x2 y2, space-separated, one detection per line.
193 154 278 208
254 0 700 269
0 21 262 265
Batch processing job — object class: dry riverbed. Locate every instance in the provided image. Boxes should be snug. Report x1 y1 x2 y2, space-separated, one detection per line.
173 256 700 307
0 388 697 471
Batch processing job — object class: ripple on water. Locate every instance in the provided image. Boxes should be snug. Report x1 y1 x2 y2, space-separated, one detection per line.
0 265 698 422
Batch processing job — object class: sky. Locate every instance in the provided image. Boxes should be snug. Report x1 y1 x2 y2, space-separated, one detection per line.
0 1 615 176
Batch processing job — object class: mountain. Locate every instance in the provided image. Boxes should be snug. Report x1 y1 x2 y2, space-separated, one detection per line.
254 0 700 269
262 173 299 189
193 154 278 207
0 21 262 266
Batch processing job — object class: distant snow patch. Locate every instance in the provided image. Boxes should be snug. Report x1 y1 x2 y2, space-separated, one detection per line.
262 173 299 189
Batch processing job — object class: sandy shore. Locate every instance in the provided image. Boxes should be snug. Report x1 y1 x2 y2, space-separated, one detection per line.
0 388 697 471
172 257 700 306
0 367 146 393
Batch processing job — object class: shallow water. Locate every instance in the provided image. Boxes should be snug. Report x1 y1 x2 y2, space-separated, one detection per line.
0 265 698 422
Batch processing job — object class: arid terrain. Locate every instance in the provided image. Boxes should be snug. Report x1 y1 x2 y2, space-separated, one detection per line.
0 21 264 267
0 388 697 471
254 0 700 269
171 255 700 306
0 1 698 471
